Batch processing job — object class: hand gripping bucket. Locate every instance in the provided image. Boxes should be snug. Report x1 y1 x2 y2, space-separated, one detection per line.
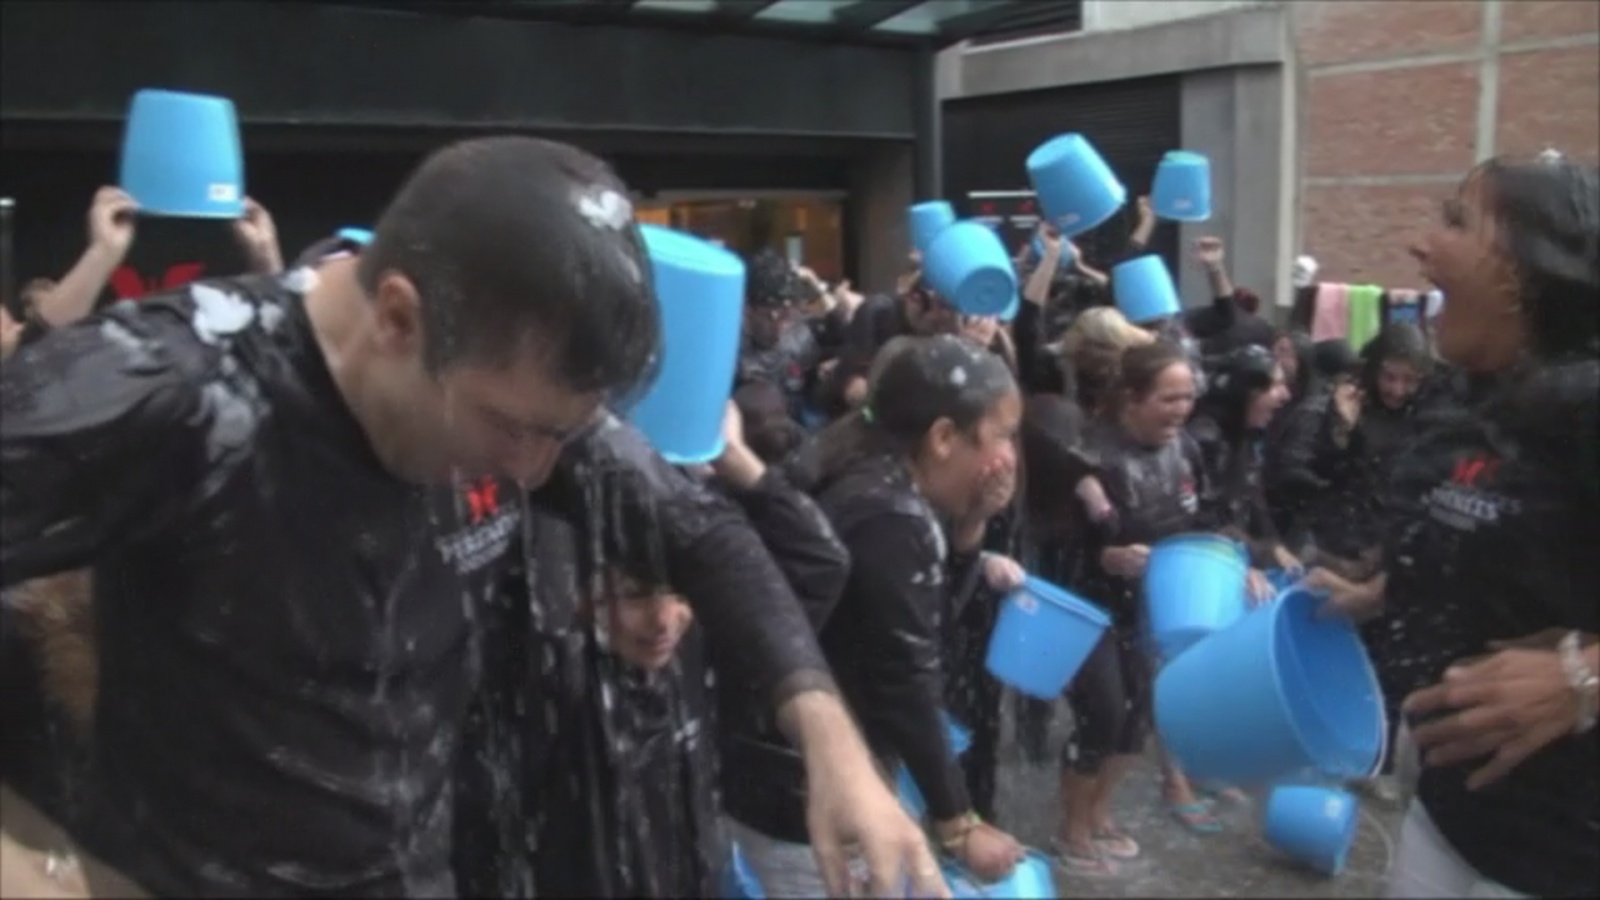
630 224 746 464
895 712 971 820
1153 588 1386 786
941 849 1056 899
119 89 245 219
985 576 1111 700
1112 254 1182 324
721 843 765 899
922 220 1018 317
1263 785 1361 877
1151 151 1213 222
1143 533 1249 661
1025 133 1127 238
909 201 957 254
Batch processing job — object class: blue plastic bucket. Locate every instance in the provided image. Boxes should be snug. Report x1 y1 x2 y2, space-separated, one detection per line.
985 576 1111 700
942 849 1056 899
630 224 746 464
1153 588 1385 786
1263 566 1303 594
1151 150 1213 222
922 220 1017 317
1025 133 1127 238
721 843 766 899
1144 533 1249 661
1112 254 1182 324
336 227 374 246
1264 785 1360 877
119 89 244 219
909 201 957 254
895 712 972 819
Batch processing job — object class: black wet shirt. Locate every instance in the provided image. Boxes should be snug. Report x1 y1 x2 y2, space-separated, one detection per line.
0 272 517 896
1378 363 1599 896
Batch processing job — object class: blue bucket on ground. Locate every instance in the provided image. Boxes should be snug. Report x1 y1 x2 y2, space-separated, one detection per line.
1264 785 1360 877
942 849 1056 899
1026 133 1126 238
631 224 746 464
119 89 244 219
922 220 1017 317
985 576 1111 700
1112 254 1182 324
909 201 957 254
1153 588 1385 786
1151 150 1213 222
336 227 374 246
721 843 765 899
1144 533 1249 661
896 712 972 819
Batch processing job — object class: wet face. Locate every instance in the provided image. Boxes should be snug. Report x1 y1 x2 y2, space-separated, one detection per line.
1410 176 1524 372
365 271 602 486
1246 364 1291 429
1272 336 1299 386
744 303 796 350
923 389 1022 520
960 315 1001 349
1375 358 1422 410
1123 362 1197 446
604 574 693 672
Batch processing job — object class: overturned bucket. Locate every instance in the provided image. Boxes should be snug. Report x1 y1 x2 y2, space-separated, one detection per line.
1264 784 1361 877
119 89 244 219
1144 533 1249 661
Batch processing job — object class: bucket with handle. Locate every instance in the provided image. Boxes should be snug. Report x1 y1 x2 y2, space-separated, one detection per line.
895 711 972 819
1263 785 1361 877
922 220 1018 317
1153 588 1385 786
1112 254 1182 324
1144 533 1249 661
1025 133 1126 238
1151 151 1213 222
909 201 957 254
119 89 245 219
941 849 1056 899
985 576 1111 700
629 224 746 464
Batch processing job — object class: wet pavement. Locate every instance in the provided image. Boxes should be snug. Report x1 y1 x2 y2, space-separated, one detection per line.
988 696 1403 898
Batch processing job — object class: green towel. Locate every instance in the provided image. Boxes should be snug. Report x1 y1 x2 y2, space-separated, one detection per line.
1346 284 1384 350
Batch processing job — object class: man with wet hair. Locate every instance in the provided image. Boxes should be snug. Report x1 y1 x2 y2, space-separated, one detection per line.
0 136 940 898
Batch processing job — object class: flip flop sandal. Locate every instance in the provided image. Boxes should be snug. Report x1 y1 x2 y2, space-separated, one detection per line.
1091 827 1141 860
1051 838 1122 878
1168 801 1224 834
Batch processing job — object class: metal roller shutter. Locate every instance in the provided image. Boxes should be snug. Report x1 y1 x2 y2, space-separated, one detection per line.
942 73 1182 279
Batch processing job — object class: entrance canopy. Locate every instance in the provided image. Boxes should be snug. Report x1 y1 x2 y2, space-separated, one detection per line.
324 0 1081 48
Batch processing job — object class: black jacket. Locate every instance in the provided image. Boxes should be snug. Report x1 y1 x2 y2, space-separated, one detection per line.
1186 411 1280 567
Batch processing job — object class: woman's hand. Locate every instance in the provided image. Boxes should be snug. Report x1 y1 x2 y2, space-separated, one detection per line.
1404 642 1584 790
940 818 1024 883
1101 544 1150 580
1302 567 1383 621
1332 382 1363 430
971 459 1017 523
1246 568 1276 606
1273 545 1303 574
980 553 1025 593
711 401 765 489
87 186 137 258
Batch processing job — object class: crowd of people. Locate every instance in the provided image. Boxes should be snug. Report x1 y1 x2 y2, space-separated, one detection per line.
1 138 1596 900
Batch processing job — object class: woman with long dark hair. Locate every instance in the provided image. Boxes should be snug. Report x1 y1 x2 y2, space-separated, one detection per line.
1306 154 1599 898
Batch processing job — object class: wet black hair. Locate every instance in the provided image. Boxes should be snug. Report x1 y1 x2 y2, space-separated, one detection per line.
1358 323 1432 400
733 380 805 466
1196 344 1278 439
745 247 803 310
807 334 1016 488
1476 156 1600 361
1311 338 1360 382
357 136 661 400
1277 329 1316 399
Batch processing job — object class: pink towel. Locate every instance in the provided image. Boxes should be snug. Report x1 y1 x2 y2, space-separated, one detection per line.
1312 283 1350 341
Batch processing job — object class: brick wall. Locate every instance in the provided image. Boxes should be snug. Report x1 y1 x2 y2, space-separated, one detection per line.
1295 0 1599 289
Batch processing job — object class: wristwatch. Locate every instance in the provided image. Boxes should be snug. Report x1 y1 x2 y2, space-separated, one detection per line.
1559 631 1598 735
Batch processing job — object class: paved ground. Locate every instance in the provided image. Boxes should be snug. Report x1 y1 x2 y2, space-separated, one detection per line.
987 696 1403 898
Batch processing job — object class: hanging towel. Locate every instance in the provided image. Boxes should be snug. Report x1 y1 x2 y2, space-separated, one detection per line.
1346 284 1384 349
1311 282 1350 341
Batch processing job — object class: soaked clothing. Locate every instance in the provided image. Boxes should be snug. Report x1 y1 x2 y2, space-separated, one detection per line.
1377 361 1599 897
737 321 822 420
0 273 513 896
1186 411 1280 566
814 453 970 823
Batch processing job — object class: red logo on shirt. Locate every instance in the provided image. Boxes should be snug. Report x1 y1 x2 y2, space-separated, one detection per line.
464 477 500 525
1450 455 1500 489
109 263 207 300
